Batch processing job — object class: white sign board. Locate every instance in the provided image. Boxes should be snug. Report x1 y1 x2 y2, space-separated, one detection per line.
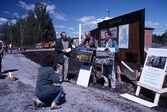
109 27 117 38
139 48 167 89
119 24 129 49
101 29 107 39
76 65 92 87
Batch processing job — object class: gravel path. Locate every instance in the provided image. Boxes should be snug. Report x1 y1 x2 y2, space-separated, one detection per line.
0 53 161 112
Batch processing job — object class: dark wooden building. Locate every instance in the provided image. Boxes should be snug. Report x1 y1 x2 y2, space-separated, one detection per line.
91 9 145 65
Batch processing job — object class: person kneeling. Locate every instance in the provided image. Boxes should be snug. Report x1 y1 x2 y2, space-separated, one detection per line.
34 54 63 110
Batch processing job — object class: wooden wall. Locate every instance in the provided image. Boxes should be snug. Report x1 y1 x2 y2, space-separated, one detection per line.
91 9 145 65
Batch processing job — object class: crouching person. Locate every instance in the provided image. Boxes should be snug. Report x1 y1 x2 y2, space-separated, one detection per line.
34 54 63 110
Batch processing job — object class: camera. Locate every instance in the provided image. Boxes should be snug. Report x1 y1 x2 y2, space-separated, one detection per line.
56 64 61 71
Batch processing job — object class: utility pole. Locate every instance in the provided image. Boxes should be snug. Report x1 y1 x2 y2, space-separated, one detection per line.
79 24 82 44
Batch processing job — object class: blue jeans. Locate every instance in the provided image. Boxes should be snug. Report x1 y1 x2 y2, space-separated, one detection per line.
36 86 63 107
10 48 12 54
103 65 116 88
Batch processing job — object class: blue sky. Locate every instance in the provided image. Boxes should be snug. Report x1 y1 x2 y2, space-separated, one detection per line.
0 0 166 38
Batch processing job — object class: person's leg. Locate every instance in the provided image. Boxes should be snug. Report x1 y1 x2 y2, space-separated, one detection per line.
52 86 63 104
50 86 63 109
36 94 52 107
63 55 69 81
0 56 2 73
91 56 97 83
58 64 63 82
103 65 109 87
109 65 116 88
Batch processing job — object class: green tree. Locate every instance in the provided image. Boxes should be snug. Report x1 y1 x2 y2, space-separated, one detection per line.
161 30 167 45
1 2 56 47
0 22 11 45
34 2 56 43
13 10 27 48
25 10 37 46
12 21 20 46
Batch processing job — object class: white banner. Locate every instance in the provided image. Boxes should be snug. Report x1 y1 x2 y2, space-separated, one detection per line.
109 27 117 38
101 29 107 39
139 48 167 89
119 24 129 49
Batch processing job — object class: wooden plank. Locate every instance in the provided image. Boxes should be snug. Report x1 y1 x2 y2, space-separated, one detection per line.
135 86 141 96
154 93 160 105
137 81 167 94
117 65 122 83
121 61 134 72
120 93 157 108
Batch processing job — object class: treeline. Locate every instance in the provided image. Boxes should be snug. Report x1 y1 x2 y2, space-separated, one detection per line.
0 2 56 48
152 30 167 45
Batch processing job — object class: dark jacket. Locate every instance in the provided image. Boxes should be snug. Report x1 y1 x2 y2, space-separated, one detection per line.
35 67 60 94
0 40 4 54
55 38 72 65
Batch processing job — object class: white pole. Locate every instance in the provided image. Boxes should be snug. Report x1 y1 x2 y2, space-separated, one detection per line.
79 24 82 44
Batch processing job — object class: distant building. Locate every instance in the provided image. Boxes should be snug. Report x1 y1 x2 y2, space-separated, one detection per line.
144 28 154 51
90 9 145 64
71 37 84 47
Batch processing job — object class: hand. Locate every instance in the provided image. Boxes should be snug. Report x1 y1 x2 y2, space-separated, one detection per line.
106 46 109 49
62 49 67 53
84 42 89 47
86 46 90 48
55 69 61 74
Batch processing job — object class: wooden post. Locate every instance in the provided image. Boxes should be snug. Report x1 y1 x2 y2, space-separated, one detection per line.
135 70 139 85
117 65 122 83
153 93 160 105
135 86 141 96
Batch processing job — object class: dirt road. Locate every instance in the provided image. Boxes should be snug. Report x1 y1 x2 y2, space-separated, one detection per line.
0 52 163 112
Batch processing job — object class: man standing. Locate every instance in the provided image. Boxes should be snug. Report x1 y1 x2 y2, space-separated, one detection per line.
9 44 12 54
79 31 99 82
55 32 72 83
0 40 4 75
79 31 98 48
101 31 119 89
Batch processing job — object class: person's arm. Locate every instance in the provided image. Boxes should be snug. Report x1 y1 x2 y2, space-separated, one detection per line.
101 41 106 47
94 39 99 48
55 40 63 53
0 41 4 53
49 68 60 83
112 40 119 53
68 41 73 50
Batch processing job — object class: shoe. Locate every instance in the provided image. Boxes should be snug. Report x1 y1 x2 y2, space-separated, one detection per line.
102 86 107 89
110 86 116 90
64 78 69 82
0 73 3 76
50 105 61 110
63 91 67 95
59 81 63 84
33 100 40 110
